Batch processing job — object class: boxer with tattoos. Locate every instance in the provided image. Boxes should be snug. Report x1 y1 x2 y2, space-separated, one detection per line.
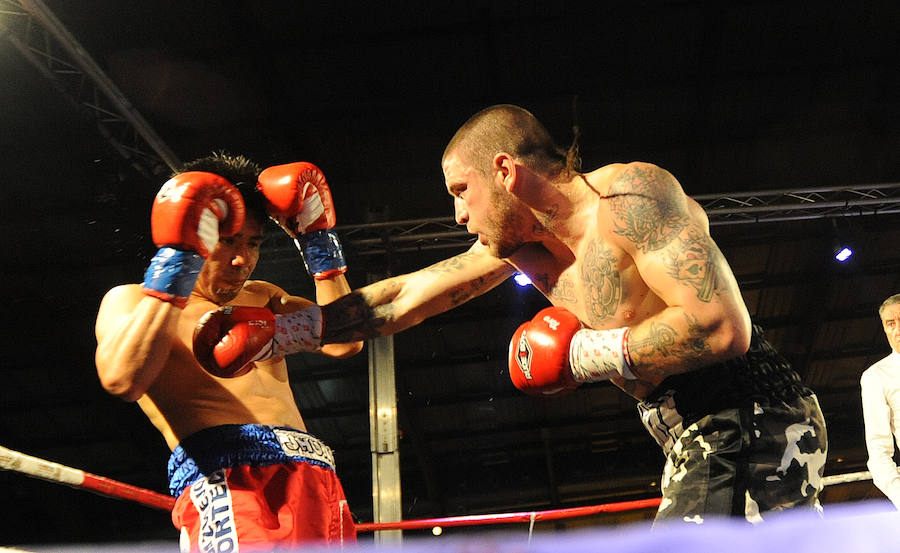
197 105 827 524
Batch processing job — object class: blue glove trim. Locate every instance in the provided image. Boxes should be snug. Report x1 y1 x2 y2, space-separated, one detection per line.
294 229 347 278
142 247 204 300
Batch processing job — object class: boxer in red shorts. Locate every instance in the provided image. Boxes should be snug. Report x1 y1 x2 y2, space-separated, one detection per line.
95 153 363 549
169 425 354 550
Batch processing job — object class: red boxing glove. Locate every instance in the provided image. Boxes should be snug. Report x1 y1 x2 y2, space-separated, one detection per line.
193 305 325 378
142 172 246 307
508 307 582 396
193 306 277 378
151 171 245 257
257 162 347 280
257 162 335 236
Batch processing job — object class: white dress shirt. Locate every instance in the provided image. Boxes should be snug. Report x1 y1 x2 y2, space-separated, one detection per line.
861 350 900 509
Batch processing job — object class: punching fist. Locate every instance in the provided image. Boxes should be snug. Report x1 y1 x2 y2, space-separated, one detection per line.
193 306 276 378
508 307 582 396
193 305 325 378
508 306 636 396
142 172 246 308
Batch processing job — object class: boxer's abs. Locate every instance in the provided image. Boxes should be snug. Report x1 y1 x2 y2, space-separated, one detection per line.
138 356 305 450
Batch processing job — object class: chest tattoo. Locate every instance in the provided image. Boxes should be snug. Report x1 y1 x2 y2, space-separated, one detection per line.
548 277 576 303
581 240 622 325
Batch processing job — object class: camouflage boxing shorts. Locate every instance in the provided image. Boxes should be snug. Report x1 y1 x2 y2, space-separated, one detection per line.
638 392 827 524
636 324 827 524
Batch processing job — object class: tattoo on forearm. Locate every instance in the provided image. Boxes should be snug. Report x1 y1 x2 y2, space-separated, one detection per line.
681 314 713 361
448 275 491 307
428 251 476 274
322 291 389 343
665 228 720 302
582 240 622 325
607 165 688 252
629 313 712 369
633 321 677 357
322 254 511 343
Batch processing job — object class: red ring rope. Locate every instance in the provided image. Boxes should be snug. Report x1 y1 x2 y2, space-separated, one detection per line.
1 444 873 530
0 445 175 511
355 498 663 532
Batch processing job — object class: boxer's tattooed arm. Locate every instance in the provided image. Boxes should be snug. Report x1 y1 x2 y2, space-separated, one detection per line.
607 164 688 253
321 286 396 343
627 313 713 379
424 252 507 308
581 239 622 325
322 250 512 343
664 227 720 302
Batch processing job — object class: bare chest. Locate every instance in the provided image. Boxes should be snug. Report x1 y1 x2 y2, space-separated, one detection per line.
515 239 663 329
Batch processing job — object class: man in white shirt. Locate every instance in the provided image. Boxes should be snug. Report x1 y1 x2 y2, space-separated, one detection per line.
861 293 900 509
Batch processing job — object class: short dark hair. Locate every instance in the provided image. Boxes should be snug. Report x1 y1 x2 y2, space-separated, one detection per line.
443 104 579 178
178 152 267 224
879 293 900 319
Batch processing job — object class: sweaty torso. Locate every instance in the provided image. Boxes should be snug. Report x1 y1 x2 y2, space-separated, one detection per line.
512 237 667 331
136 281 306 450
507 167 690 398
509 168 668 332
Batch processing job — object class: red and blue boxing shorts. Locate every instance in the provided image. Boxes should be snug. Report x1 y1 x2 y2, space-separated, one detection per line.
167 424 355 551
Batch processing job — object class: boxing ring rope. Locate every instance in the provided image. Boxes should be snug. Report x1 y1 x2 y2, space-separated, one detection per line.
0 445 175 512
354 471 871 532
0 444 875 533
354 498 663 533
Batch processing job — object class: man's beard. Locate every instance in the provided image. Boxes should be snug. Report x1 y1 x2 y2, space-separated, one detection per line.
488 189 527 259
492 231 525 259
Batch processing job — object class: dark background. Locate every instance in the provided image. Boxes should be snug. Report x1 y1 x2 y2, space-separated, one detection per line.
2 1 900 546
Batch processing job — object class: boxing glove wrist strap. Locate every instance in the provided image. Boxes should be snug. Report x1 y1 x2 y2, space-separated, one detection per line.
272 306 325 355
141 247 204 309
569 327 637 381
294 229 348 280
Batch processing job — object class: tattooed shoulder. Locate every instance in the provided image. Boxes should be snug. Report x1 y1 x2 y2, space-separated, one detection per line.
606 163 689 253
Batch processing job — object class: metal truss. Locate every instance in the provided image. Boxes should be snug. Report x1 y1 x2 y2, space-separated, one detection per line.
695 182 900 226
0 0 180 178
6 0 900 260
337 182 900 256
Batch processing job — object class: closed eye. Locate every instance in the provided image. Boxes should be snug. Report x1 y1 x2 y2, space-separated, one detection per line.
448 183 466 199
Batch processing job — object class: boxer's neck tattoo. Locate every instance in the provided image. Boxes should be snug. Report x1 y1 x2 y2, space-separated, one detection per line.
535 203 559 227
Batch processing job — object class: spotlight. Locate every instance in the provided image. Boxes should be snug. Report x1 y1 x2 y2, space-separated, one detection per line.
830 219 854 264
834 246 853 262
513 272 532 286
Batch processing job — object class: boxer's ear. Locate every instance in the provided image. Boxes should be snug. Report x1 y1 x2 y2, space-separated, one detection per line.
492 152 517 194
